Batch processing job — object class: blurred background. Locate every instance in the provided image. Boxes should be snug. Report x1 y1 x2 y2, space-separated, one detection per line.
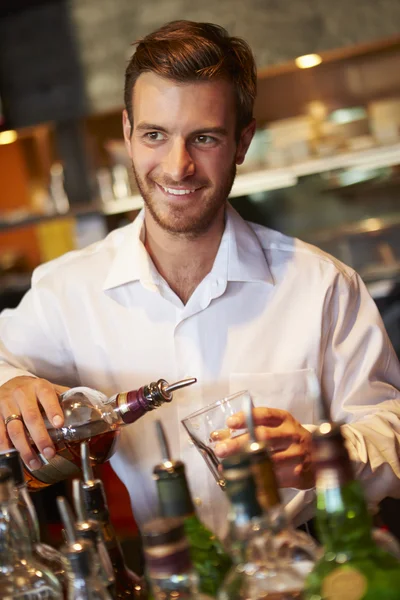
1 0 400 560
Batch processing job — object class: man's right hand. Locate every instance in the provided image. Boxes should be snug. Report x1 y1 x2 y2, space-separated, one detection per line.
0 376 69 471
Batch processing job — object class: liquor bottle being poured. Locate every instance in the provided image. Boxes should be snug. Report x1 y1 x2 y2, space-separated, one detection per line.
24 376 197 490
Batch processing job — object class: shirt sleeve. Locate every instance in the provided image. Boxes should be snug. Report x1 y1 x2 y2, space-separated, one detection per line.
321 270 400 506
0 268 79 389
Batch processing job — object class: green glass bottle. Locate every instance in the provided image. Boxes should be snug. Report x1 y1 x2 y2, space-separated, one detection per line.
305 421 400 600
153 421 232 597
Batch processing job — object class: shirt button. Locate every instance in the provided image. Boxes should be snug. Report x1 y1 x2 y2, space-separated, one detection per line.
194 497 203 507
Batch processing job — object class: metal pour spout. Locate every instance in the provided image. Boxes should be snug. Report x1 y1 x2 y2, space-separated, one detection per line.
161 377 197 395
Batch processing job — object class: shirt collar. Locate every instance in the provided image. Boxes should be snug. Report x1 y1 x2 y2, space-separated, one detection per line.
103 204 274 291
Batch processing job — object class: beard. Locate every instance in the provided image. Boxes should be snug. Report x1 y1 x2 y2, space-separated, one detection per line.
131 161 237 239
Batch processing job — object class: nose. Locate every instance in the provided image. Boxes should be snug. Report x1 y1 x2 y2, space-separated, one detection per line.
162 138 195 181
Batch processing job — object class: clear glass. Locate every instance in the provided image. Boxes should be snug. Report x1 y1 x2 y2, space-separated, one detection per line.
0 484 62 599
219 520 304 600
66 574 113 600
149 569 204 600
181 390 252 487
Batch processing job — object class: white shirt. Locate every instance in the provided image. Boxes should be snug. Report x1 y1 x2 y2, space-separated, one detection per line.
0 205 399 537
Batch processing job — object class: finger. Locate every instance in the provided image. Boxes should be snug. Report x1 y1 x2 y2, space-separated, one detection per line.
3 413 42 471
0 419 11 452
227 407 287 430
214 432 250 458
53 384 70 395
34 379 65 428
13 385 56 460
271 444 305 465
255 423 301 447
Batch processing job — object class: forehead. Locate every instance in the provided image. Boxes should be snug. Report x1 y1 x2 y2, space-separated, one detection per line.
132 71 236 130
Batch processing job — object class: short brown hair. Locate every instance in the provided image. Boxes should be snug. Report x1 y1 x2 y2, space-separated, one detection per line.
124 20 257 137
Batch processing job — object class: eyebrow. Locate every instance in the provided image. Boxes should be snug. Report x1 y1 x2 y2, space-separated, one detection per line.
135 122 229 137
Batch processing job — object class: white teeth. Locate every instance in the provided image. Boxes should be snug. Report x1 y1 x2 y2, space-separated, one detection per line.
162 186 195 195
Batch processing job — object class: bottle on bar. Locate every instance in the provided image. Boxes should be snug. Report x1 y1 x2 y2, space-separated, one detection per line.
57 495 112 599
80 442 147 599
242 394 318 579
304 420 400 600
0 448 67 593
142 516 212 600
153 420 232 597
219 453 304 600
72 478 116 595
0 466 63 599
25 376 197 490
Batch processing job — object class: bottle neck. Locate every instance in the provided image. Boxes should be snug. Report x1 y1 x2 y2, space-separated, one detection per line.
111 381 168 426
15 484 40 545
155 466 196 519
250 453 281 513
315 465 374 553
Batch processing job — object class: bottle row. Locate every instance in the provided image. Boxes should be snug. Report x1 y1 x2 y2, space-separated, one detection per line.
1 391 400 600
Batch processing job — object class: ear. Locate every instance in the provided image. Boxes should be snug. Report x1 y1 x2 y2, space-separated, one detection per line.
235 119 257 165
122 110 133 159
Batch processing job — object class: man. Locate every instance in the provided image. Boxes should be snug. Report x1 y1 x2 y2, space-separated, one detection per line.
0 21 399 536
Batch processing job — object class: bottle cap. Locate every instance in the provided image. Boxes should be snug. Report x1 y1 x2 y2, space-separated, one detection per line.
0 449 24 486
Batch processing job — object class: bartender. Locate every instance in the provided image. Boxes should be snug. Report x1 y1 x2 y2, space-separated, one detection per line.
0 20 399 536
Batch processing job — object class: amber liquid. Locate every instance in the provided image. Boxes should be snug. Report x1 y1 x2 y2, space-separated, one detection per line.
24 428 119 491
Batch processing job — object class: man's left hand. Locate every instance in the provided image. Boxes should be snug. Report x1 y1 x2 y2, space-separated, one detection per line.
214 407 315 490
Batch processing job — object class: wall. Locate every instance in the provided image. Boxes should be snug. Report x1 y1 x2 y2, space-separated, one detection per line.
70 0 400 113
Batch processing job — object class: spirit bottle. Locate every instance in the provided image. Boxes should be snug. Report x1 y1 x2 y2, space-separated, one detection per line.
57 495 112 599
0 448 67 593
72 478 116 595
142 516 212 600
24 377 196 490
218 453 304 600
80 442 147 599
0 466 63 599
243 396 318 579
153 420 232 597
304 421 400 600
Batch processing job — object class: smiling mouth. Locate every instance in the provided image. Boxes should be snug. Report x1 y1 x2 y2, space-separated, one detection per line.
157 183 201 196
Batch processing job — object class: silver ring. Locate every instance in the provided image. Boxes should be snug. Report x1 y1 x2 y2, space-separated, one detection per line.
4 414 23 427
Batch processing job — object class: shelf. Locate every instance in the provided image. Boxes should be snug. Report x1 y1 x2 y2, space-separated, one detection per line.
1 141 400 231
99 141 400 215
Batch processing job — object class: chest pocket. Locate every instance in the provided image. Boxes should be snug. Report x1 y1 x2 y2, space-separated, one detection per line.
229 369 316 424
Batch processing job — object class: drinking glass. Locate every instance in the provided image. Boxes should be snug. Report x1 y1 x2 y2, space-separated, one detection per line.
181 390 252 489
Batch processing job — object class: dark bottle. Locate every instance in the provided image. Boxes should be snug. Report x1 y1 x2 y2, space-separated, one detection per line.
80 442 148 599
304 421 400 600
153 420 232 597
72 478 116 595
25 377 196 490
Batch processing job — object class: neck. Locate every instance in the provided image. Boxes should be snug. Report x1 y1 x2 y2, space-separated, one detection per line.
143 206 226 304
315 468 374 554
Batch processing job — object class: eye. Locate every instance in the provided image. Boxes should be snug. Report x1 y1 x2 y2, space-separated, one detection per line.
193 135 216 145
145 132 165 142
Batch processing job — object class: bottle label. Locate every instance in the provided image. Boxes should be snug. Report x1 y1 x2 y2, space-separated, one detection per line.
322 566 368 600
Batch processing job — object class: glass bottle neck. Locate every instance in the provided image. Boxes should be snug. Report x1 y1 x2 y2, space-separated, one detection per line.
156 471 196 519
15 484 40 545
315 466 374 553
